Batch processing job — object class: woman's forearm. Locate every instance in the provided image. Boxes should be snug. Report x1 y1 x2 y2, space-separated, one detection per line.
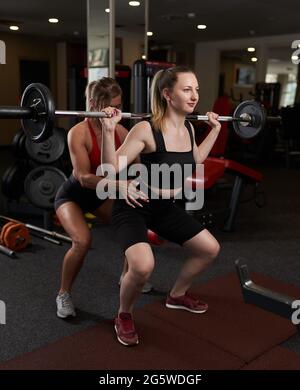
101 129 117 168
79 174 121 198
197 127 221 162
78 173 108 190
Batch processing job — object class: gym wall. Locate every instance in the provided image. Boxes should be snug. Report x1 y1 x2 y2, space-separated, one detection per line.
0 32 57 145
194 32 300 113
220 57 254 102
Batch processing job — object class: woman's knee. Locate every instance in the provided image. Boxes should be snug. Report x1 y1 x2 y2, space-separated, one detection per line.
72 235 92 253
207 239 220 260
127 254 154 282
125 243 155 282
193 237 220 263
131 259 154 282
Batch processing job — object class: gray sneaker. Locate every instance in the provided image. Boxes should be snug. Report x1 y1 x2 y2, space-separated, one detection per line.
56 292 76 318
141 282 153 294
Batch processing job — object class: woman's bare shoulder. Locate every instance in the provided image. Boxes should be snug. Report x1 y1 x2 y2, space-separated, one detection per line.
68 121 88 140
129 120 152 138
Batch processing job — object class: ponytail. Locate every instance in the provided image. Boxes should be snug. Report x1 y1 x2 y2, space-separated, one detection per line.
150 70 167 131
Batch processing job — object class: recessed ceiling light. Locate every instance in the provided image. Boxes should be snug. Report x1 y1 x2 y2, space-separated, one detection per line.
142 55 146 59
129 1 140 6
251 57 258 62
197 24 207 30
48 18 59 24
105 8 110 13
9 25 19 31
187 13 196 18
247 47 255 52
147 31 153 36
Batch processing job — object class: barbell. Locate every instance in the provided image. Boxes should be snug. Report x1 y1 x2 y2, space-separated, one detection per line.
0 83 281 143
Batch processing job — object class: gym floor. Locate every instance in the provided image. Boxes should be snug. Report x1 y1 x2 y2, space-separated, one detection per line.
1 146 300 363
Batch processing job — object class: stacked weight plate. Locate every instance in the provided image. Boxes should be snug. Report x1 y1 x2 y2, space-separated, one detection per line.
2 127 71 210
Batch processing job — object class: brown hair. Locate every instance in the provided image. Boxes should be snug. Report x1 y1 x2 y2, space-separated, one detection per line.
85 77 122 110
150 66 195 131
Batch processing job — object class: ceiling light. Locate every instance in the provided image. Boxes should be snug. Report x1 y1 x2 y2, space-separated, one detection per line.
197 24 207 30
142 55 146 59
291 55 299 61
105 8 110 13
129 1 140 6
251 57 258 62
247 47 255 52
48 18 59 23
147 31 153 36
9 25 19 31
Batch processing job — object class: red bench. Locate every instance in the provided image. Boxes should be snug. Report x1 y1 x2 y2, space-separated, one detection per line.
187 157 262 231
204 157 263 231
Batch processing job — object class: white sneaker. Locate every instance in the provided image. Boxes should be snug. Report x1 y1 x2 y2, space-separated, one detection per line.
119 276 153 294
141 282 153 294
56 292 76 318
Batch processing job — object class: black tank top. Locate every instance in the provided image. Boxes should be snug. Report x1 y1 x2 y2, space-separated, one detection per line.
139 121 196 191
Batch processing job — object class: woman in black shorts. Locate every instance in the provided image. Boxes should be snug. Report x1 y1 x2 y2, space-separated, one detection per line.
101 66 221 346
54 78 131 319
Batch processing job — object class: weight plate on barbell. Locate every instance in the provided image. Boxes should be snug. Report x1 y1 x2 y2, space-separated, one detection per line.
24 166 67 210
233 100 267 139
25 127 66 164
21 83 55 143
0 222 30 252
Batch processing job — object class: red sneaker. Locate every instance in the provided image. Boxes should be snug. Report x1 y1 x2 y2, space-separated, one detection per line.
114 312 139 346
166 292 208 313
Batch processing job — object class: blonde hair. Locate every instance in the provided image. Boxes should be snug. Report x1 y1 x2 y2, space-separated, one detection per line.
85 77 122 111
150 66 195 131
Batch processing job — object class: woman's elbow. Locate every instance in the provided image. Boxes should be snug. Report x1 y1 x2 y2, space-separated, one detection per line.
75 172 89 187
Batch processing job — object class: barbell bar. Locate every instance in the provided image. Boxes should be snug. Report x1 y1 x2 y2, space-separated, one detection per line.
0 215 72 243
0 82 281 143
0 107 149 120
53 110 278 123
0 106 265 122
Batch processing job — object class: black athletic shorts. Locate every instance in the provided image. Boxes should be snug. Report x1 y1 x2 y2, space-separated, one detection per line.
112 198 205 253
54 173 106 213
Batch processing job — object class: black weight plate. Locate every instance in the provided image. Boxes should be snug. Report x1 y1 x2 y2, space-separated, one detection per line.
21 83 55 143
233 100 266 139
24 166 67 210
1 162 30 200
12 129 27 158
19 132 27 158
12 129 24 157
25 127 66 164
